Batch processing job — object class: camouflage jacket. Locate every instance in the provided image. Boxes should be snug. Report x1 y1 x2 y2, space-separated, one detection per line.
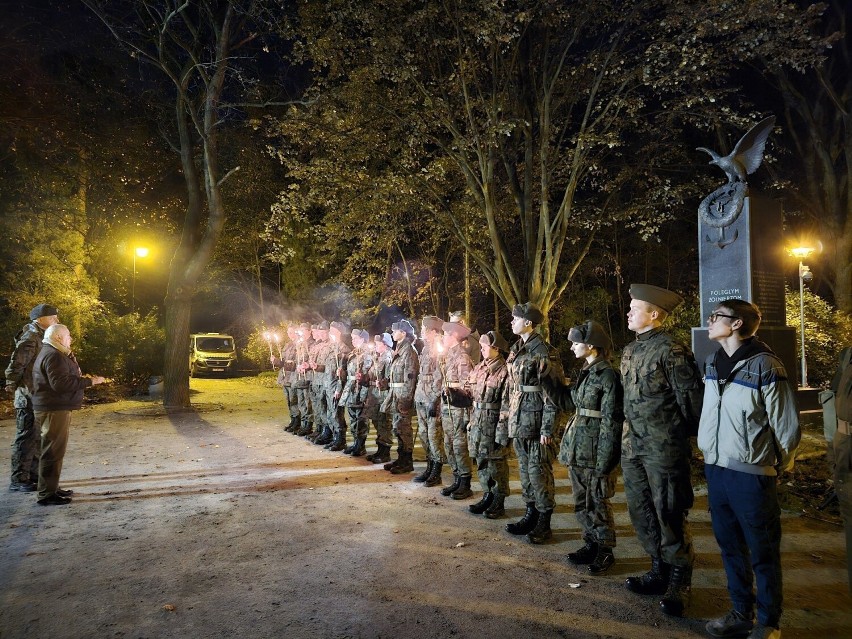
366 348 392 413
443 343 473 389
321 339 350 393
292 337 313 388
414 341 444 407
340 347 373 407
380 339 419 413
620 328 704 461
553 358 624 474
466 355 510 456
275 341 299 387
308 339 333 388
4 321 46 394
500 332 564 439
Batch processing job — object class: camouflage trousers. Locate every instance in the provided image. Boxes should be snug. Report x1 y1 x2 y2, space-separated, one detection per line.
514 437 557 512
569 466 617 547
11 394 39 484
416 400 446 463
346 405 369 440
474 448 510 497
390 405 414 452
621 453 694 567
295 386 312 430
324 387 347 439
311 384 327 432
283 385 300 421
371 411 392 448
442 405 473 476
35 410 71 500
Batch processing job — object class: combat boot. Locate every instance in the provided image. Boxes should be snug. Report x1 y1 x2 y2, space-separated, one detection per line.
588 545 615 575
284 416 297 433
451 475 474 500
368 444 391 464
566 540 598 565
296 422 313 437
328 432 347 452
469 491 494 514
343 440 357 454
440 472 461 496
314 426 333 445
413 460 434 483
423 461 443 487
390 450 414 474
659 564 692 617
350 437 367 457
625 557 671 596
506 502 539 535
483 491 506 518
526 508 553 544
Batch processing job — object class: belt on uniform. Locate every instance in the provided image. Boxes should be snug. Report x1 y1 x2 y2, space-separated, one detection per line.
513 385 541 393
839 419 851 435
447 382 464 388
421 374 434 381
390 382 406 389
578 408 602 418
474 401 501 410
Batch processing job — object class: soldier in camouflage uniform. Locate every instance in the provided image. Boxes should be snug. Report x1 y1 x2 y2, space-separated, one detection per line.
306 322 332 443
380 320 419 473
501 302 565 544
4 304 60 492
365 333 394 463
544 320 624 574
272 325 300 432
413 316 446 486
293 323 314 436
464 331 511 518
449 310 481 367
439 320 475 499
621 284 704 618
339 328 373 456
322 321 351 452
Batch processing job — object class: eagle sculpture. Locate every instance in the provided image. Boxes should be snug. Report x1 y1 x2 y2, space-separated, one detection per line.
697 116 776 183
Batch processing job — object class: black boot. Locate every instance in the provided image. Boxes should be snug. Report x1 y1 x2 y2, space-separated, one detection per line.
296 422 313 437
469 491 494 514
566 540 598 565
484 492 506 518
625 557 671 596
351 437 367 457
527 509 553 544
413 460 434 483
285 415 298 433
313 426 332 445
659 565 692 617
440 473 461 496
383 449 401 470
368 444 391 464
423 461 443 487
451 475 474 500
390 450 414 474
506 502 539 535
343 439 357 454
588 545 615 575
327 431 346 451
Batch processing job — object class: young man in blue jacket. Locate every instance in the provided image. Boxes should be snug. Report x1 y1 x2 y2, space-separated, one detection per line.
698 299 800 639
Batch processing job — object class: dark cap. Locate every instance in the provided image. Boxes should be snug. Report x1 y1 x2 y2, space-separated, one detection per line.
330 320 348 334
511 302 544 325
629 284 684 313
568 320 612 349
351 328 369 342
442 321 471 340
479 330 509 353
30 304 58 320
421 315 443 331
314 320 330 331
391 319 415 336
374 333 394 348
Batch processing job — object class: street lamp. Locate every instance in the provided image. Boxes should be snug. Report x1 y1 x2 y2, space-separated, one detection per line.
789 245 815 388
132 246 150 315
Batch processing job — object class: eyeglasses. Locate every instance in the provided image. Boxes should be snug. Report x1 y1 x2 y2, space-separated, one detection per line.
708 312 740 323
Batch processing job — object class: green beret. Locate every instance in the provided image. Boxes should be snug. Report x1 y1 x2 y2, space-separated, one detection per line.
442 321 471 340
568 320 612 349
629 284 684 313
511 302 544 325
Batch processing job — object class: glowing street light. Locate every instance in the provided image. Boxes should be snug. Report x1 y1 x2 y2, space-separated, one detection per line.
789 245 815 388
131 246 150 315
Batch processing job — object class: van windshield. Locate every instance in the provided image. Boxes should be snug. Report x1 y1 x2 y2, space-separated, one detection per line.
197 338 233 352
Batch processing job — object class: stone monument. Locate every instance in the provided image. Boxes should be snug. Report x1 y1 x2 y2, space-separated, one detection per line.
692 117 798 380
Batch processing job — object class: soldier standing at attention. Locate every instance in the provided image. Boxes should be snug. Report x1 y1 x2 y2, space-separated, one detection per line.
293 323 314 437
413 316 446 486
380 320 419 473
323 321 351 452
272 324 300 433
621 284 704 618
307 322 332 444
365 333 394 464
340 329 373 457
440 320 475 499
465 331 511 518
5 304 60 492
502 302 565 544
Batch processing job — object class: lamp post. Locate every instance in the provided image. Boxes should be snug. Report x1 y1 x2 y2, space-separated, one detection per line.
132 246 149 315
789 246 815 388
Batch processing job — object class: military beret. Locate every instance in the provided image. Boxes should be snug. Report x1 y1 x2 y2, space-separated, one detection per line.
374 332 394 348
391 319 415 336
315 320 330 331
30 304 58 320
330 320 348 334
421 315 443 331
568 320 612 349
511 302 544 325
629 284 684 313
351 328 369 342
442 321 471 340
479 330 509 353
